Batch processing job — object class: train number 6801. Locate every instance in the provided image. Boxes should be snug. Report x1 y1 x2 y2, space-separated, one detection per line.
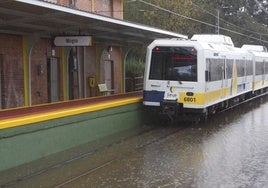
184 97 196 103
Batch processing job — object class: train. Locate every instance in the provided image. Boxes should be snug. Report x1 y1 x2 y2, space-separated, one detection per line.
143 34 268 121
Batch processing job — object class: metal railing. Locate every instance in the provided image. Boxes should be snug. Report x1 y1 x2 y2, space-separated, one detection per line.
125 76 143 92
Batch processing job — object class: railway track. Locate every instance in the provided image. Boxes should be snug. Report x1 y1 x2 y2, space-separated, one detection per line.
54 124 186 187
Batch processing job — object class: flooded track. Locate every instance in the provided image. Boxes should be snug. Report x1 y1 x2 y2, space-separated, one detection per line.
1 97 268 188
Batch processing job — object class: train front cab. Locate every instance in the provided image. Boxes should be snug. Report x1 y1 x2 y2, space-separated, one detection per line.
142 39 206 120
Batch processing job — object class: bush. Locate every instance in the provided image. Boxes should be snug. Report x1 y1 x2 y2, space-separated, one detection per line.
125 57 145 76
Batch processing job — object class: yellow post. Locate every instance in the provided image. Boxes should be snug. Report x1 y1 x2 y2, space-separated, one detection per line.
22 36 29 106
91 0 95 12
120 0 124 19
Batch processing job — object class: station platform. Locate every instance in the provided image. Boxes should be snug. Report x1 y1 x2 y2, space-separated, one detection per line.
0 92 142 129
0 92 144 172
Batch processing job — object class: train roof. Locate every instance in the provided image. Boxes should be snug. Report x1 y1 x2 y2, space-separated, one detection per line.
151 35 235 49
149 36 238 52
149 36 254 59
241 45 267 52
149 35 268 60
149 35 268 57
241 45 268 59
191 34 234 47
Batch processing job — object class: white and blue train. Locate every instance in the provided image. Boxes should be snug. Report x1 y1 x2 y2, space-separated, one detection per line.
143 34 268 120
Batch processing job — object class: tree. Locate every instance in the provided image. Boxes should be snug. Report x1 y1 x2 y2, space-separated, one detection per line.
124 0 205 36
216 0 268 46
123 0 268 47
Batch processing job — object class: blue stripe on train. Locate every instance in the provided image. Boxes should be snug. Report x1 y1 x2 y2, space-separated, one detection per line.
143 90 165 102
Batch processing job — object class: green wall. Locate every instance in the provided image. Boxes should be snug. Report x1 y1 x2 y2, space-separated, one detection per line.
0 103 144 172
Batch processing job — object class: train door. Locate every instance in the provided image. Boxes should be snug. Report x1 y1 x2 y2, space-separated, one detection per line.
243 58 247 83
262 60 265 85
221 57 227 98
47 57 59 103
0 55 2 109
224 57 228 88
104 60 114 92
265 60 268 85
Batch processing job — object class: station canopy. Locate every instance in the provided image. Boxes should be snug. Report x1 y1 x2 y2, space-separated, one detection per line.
0 0 187 45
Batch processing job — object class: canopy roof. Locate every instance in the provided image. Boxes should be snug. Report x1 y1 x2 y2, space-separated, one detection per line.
0 0 187 45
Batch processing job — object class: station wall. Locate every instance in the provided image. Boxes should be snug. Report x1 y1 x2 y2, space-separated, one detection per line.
0 0 124 109
50 0 123 19
30 39 51 105
0 34 123 109
0 34 24 109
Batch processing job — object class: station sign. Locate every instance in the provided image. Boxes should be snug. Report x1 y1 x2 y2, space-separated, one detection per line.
54 36 92 46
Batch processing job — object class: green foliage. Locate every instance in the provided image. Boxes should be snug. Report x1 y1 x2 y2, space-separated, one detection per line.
124 0 205 36
216 0 268 46
125 57 145 76
124 0 268 47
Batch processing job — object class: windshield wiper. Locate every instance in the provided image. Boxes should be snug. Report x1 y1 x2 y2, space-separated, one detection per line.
177 75 183 85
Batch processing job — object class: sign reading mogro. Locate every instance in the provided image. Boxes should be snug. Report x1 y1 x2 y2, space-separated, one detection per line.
54 36 92 46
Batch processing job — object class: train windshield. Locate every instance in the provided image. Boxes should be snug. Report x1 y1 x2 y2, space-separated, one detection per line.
149 46 197 82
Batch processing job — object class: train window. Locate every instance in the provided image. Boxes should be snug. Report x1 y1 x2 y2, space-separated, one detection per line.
265 61 268 74
246 60 253 76
236 60 246 77
206 58 224 81
256 61 264 75
206 58 254 81
226 59 233 79
149 46 197 82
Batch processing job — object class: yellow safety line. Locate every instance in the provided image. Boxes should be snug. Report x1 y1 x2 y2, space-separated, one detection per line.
0 97 142 130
